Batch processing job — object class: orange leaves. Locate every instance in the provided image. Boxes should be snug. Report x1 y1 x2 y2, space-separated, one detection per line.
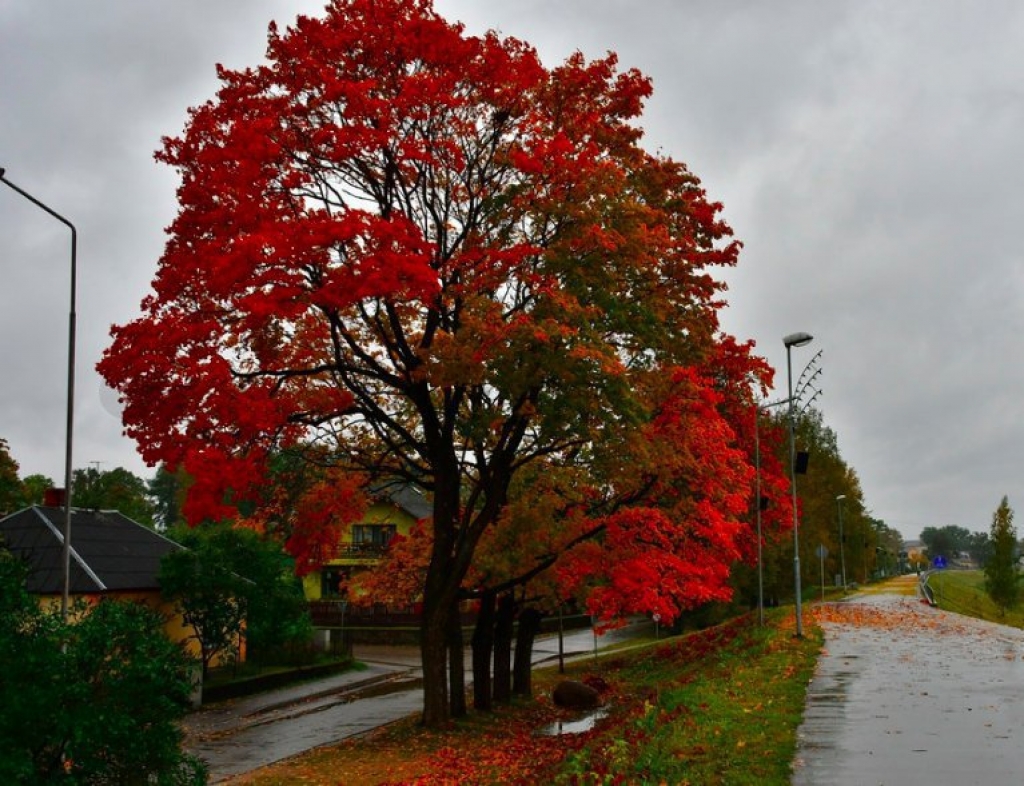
348 521 431 604
811 592 946 633
373 711 591 786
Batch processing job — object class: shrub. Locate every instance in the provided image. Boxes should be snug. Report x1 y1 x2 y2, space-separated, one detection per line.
0 549 207 784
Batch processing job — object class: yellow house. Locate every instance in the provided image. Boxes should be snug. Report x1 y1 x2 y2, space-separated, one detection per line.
0 505 233 668
303 483 430 603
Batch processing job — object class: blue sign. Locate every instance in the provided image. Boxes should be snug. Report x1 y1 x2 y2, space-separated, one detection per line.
933 555 947 569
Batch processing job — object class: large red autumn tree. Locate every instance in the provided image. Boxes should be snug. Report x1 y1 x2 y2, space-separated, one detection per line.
100 0 777 726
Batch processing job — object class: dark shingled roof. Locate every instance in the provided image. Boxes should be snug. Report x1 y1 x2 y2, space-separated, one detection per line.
379 483 432 520
0 506 182 594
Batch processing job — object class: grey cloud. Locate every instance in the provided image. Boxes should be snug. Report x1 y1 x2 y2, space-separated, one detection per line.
4 0 1022 538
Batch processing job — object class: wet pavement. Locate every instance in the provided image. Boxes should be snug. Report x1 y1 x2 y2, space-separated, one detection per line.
186 619 652 782
792 583 1024 785
184 661 422 782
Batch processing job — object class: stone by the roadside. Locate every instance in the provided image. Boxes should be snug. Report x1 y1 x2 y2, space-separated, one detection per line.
553 680 601 709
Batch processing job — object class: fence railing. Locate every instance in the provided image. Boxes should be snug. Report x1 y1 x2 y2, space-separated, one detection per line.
919 572 936 606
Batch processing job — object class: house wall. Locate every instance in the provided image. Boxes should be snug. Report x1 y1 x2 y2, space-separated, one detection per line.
302 500 417 602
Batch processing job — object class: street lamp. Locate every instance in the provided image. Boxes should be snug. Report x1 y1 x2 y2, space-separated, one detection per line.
836 494 847 590
783 331 813 637
753 404 765 626
0 168 77 621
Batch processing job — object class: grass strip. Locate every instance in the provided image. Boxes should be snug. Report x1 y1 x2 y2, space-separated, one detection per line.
927 569 1024 627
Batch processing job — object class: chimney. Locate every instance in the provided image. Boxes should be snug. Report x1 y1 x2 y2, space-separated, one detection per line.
44 488 66 507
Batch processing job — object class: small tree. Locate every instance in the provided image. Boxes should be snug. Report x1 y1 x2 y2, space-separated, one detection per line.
221 526 313 663
61 601 208 784
0 438 24 514
0 548 64 781
160 534 249 678
162 523 313 673
985 496 1019 615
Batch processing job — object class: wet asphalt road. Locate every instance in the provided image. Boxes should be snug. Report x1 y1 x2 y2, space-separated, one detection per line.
793 586 1024 785
185 664 425 782
186 620 652 782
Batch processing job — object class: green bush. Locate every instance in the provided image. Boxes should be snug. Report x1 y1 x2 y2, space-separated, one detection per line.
162 522 313 672
0 550 207 784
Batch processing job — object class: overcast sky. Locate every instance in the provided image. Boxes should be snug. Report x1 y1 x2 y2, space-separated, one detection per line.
3 1 1022 541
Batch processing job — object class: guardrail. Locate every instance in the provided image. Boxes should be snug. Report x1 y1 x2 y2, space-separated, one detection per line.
919 571 937 606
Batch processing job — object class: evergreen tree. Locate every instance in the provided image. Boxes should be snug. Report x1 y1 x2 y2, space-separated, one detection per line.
148 464 187 530
984 496 1019 615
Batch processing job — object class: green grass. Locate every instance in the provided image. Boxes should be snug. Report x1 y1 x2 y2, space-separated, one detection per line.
544 612 822 785
927 569 1024 627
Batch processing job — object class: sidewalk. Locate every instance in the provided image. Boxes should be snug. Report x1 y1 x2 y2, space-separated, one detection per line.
184 657 414 745
191 621 642 737
187 621 652 781
792 584 1024 785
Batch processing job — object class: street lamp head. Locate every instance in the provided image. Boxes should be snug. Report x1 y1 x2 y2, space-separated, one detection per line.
783 331 814 348
836 494 846 501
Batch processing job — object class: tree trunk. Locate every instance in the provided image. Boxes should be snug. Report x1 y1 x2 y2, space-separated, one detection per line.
492 593 515 704
471 590 496 711
419 594 449 727
513 607 542 698
447 601 466 718
418 462 464 728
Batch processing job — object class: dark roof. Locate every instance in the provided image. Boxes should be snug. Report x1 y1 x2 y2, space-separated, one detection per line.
0 506 182 594
372 482 432 520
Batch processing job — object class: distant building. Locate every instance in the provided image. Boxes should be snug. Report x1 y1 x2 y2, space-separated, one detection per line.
302 483 430 604
0 505 238 668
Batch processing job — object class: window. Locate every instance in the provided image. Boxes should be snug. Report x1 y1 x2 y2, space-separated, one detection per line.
351 524 396 548
321 566 349 598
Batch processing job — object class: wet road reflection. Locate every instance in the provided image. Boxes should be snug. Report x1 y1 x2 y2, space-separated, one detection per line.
793 591 1024 785
186 619 652 782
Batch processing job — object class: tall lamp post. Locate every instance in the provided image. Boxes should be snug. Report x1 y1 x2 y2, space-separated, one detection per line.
0 168 77 621
784 331 813 637
754 404 764 626
836 494 847 590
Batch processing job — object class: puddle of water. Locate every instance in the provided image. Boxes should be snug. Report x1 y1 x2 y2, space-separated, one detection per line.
538 705 610 736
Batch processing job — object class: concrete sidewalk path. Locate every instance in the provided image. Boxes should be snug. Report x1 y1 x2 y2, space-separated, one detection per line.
184 659 420 782
188 620 654 782
792 582 1024 785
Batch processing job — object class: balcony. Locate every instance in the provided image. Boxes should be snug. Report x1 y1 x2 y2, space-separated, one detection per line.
335 543 389 558
311 542 389 564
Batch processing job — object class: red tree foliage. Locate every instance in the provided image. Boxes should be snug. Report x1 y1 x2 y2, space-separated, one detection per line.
99 0 782 725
